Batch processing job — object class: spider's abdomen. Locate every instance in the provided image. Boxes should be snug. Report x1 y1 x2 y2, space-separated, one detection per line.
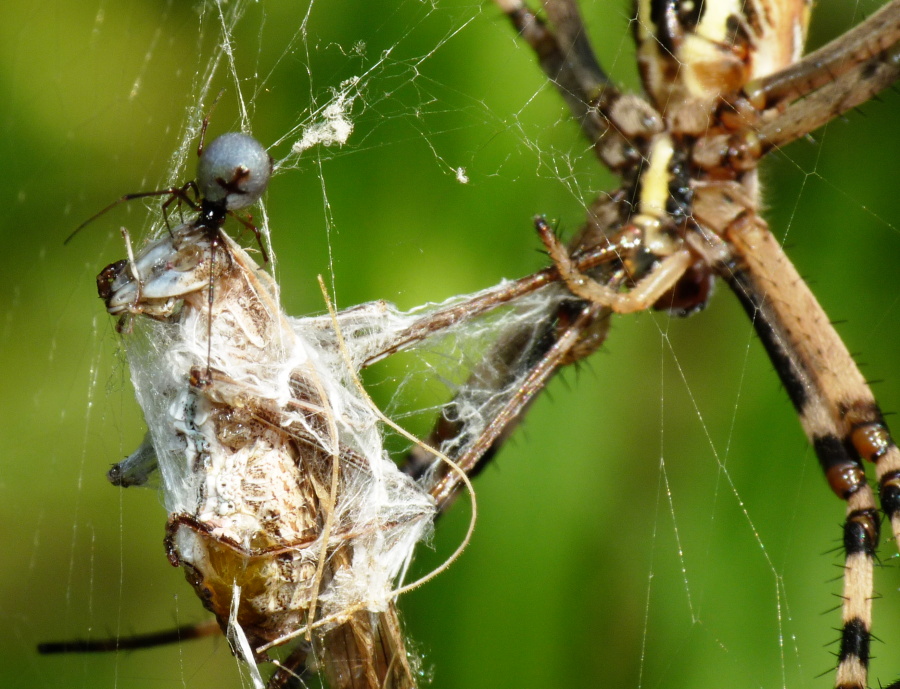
197 132 273 211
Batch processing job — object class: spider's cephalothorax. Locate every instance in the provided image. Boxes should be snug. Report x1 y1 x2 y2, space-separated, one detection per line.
532 0 816 319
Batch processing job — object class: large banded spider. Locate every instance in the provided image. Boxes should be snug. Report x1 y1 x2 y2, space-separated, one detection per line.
398 1 900 688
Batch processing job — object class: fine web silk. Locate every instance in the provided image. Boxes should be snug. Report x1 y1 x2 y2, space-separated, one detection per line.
38 1 900 688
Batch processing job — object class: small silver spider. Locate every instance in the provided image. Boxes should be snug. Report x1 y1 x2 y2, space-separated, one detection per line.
97 132 272 318
71 125 272 268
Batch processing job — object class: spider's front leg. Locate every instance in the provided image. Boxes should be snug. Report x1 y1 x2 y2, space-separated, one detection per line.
494 0 665 175
400 192 637 503
720 213 900 689
536 217 695 314
746 0 900 150
495 0 613 143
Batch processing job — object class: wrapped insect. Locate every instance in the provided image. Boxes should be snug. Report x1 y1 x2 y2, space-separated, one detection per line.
94 131 436 688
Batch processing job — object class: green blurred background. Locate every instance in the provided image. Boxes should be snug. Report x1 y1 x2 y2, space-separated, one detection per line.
2 1 899 688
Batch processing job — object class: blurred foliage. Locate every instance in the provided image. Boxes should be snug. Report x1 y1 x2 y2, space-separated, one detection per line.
1 1 899 688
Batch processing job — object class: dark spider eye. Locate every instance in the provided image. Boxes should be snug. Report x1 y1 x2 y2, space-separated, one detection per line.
196 132 273 210
675 0 703 29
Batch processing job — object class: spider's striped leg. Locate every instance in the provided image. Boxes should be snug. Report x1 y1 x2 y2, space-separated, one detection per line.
492 0 614 144
747 0 900 150
720 214 900 689
492 0 665 174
